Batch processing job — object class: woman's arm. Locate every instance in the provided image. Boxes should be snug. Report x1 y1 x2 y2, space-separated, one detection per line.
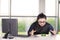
50 30 56 35
49 25 56 35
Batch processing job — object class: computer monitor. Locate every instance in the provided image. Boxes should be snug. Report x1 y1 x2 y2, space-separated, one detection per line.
2 19 18 36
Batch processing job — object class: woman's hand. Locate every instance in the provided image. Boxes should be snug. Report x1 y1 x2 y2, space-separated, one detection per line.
50 30 56 35
30 30 36 36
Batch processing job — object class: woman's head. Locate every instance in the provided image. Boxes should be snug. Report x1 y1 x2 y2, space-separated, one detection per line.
37 13 47 27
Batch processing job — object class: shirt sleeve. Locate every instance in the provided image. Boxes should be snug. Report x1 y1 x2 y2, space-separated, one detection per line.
49 25 54 31
49 25 54 35
28 23 35 36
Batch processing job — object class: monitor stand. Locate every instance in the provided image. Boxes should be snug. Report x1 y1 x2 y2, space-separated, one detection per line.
3 32 14 39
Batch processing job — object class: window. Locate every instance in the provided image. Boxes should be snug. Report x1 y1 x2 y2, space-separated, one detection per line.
0 0 10 16
0 0 59 35
59 3 60 32
11 0 39 16
45 0 56 16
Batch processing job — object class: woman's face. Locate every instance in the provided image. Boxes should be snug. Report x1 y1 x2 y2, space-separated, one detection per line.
38 18 46 27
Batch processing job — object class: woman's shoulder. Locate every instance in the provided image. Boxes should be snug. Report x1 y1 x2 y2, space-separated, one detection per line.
30 21 38 27
46 22 53 27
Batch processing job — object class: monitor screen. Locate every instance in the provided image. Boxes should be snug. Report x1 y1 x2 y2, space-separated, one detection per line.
2 19 18 36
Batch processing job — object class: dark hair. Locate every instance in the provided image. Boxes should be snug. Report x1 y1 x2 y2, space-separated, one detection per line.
37 13 47 21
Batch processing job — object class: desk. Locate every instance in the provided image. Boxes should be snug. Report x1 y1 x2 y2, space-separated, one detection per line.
1 35 60 40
